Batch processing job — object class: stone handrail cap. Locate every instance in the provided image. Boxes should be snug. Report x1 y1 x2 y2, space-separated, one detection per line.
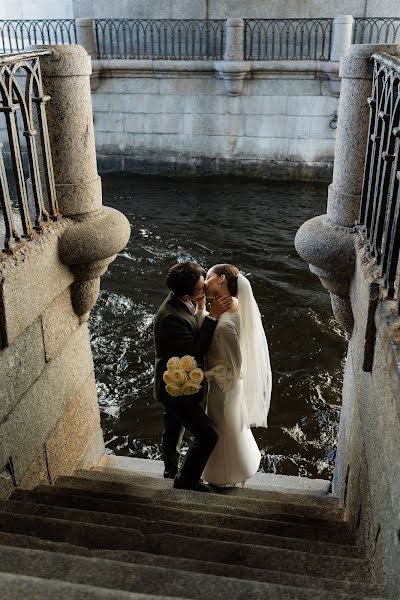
26 44 92 77
333 15 354 24
340 43 400 79
75 18 94 26
226 18 244 27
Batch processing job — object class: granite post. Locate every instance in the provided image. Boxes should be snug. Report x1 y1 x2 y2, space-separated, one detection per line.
215 18 250 96
295 44 400 335
330 15 354 63
30 44 130 318
75 18 98 59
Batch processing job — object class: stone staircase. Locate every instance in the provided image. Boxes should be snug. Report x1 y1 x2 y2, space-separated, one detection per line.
0 457 387 599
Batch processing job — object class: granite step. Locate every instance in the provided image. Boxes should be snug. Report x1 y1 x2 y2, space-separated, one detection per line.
12 487 356 545
86 466 343 516
0 544 385 600
0 511 373 582
0 572 186 600
56 472 344 523
99 456 332 498
3 498 361 558
0 531 385 597
93 461 336 506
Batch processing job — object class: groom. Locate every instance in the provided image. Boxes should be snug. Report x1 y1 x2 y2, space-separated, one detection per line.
153 261 232 493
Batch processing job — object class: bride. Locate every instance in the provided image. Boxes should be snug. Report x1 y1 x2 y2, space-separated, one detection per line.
200 264 272 487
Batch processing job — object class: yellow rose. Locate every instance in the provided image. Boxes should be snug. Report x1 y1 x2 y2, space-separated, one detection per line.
167 357 180 371
171 369 187 385
179 355 197 372
163 371 174 385
165 383 182 397
181 381 201 395
188 367 204 384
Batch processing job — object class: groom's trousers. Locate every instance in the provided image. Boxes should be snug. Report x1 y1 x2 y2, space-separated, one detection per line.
160 392 219 483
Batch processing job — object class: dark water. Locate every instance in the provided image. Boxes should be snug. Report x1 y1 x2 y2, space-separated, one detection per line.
89 174 347 479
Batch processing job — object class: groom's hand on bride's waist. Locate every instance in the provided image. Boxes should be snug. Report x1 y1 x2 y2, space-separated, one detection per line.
209 295 233 319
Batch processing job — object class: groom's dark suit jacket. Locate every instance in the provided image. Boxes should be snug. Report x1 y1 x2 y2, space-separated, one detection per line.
153 292 218 403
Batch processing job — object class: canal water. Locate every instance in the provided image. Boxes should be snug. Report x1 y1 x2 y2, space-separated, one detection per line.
89 173 347 479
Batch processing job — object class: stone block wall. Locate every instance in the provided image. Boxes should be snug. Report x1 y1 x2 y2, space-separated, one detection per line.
75 0 400 19
3 0 400 20
333 247 400 597
92 61 338 180
0 221 105 497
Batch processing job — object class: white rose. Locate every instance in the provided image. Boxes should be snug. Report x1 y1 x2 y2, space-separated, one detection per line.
181 381 201 395
165 383 182 397
188 367 204 384
171 369 187 385
163 371 174 385
167 357 180 371
179 355 197 372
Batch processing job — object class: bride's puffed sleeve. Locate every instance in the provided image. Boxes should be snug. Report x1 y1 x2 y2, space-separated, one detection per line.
205 321 242 392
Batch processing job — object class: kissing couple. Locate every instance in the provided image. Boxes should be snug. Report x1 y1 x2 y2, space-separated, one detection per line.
153 262 272 493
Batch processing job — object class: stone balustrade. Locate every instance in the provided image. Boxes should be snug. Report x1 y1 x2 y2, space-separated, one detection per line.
0 44 130 495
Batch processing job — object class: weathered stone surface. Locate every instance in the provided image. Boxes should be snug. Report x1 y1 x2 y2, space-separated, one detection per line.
18 447 50 491
0 319 45 422
295 215 356 280
34 45 101 217
77 427 105 471
0 544 381 599
0 533 383 596
0 324 94 484
61 469 345 522
59 207 131 267
0 469 14 500
0 572 166 600
70 279 101 317
99 456 332 496
3 497 358 558
330 15 354 63
11 487 354 545
0 222 74 346
92 60 338 181
42 289 80 362
45 372 102 482
330 294 354 336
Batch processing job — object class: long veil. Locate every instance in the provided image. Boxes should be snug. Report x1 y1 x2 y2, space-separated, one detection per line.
237 273 272 428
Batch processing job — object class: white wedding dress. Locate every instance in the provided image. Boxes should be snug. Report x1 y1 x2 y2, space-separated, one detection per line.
202 311 261 486
201 274 272 487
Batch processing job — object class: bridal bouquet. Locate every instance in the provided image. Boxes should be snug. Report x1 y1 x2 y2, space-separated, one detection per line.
163 355 204 397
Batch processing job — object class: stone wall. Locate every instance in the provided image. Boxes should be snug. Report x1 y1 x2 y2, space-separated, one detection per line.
92 60 338 180
0 221 105 496
4 0 398 20
333 247 400 597
58 0 400 19
295 42 400 599
0 0 73 19
0 45 130 498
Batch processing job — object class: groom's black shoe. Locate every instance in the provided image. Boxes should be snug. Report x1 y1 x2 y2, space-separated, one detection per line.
163 470 177 479
173 476 213 493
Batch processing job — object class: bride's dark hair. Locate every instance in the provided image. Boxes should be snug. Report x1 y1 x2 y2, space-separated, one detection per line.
210 264 239 296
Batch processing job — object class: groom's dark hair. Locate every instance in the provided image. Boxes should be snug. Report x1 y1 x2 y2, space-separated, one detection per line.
167 262 205 296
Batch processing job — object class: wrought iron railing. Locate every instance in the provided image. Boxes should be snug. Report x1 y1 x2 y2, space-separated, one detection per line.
359 52 400 305
244 18 333 60
0 50 59 255
0 19 77 53
353 18 400 44
94 18 225 60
